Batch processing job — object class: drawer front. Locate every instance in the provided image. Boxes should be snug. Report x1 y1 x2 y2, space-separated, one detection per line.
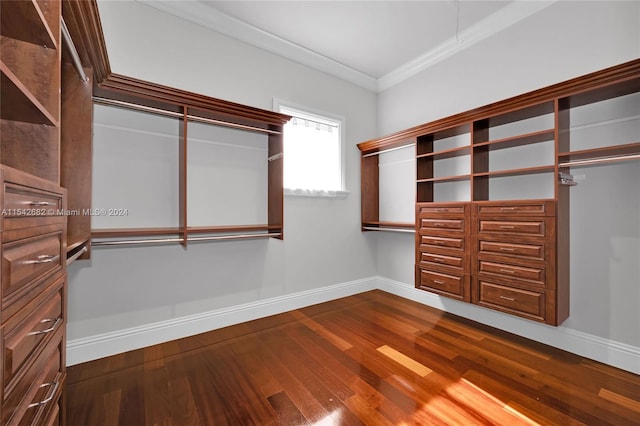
478 220 544 236
3 183 63 217
418 204 466 215
419 269 467 300
478 260 544 283
2 228 64 305
478 240 544 260
4 287 64 394
3 334 64 426
475 201 553 216
420 218 464 232
420 234 464 250
477 280 545 321
421 252 464 269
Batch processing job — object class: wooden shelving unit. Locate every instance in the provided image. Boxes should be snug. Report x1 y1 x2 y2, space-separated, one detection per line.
357 59 640 326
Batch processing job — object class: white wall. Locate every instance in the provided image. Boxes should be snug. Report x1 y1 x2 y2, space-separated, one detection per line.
376 0 640 371
67 1 378 352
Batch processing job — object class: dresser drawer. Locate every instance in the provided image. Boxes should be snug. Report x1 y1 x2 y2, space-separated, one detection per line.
420 234 464 250
4 283 64 396
477 220 545 236
418 269 468 300
420 251 465 269
478 240 544 260
420 218 465 232
478 260 545 284
3 183 63 218
2 333 64 426
417 203 467 216
477 280 545 322
2 226 64 307
474 201 554 216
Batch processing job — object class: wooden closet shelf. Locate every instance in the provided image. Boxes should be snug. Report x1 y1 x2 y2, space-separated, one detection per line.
0 63 58 126
0 1 58 49
558 142 640 165
474 129 555 149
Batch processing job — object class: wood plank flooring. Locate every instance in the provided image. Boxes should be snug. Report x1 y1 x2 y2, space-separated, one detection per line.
65 290 640 425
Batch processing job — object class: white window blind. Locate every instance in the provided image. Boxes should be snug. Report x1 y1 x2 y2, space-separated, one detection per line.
276 102 345 195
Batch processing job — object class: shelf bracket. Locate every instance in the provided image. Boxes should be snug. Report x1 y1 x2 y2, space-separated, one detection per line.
268 152 283 162
559 172 577 186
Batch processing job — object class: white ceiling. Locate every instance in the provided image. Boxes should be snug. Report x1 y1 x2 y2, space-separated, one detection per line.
139 0 555 92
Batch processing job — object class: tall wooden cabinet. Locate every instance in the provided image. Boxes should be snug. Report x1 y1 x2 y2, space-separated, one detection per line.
358 59 640 326
1 1 68 424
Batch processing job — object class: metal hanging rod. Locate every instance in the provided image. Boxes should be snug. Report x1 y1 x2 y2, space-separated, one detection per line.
363 227 415 233
93 97 184 119
92 237 184 247
559 154 640 168
188 233 281 242
91 233 281 247
93 97 281 135
61 17 89 82
362 143 416 158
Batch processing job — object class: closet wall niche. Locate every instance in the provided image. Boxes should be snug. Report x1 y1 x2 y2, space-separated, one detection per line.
358 59 640 326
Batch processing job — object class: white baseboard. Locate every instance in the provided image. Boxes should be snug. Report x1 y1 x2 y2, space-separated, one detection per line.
66 277 377 366
377 276 640 375
67 275 640 375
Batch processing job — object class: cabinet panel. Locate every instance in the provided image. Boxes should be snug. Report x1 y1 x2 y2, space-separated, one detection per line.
3 283 63 395
419 218 465 232
477 219 545 236
478 260 545 284
419 269 468 301
474 200 554 216
476 280 545 322
420 234 464 250
2 227 63 306
478 240 544 260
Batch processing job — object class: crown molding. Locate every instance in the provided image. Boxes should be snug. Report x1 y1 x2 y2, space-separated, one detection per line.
139 1 555 93
138 0 378 92
377 1 557 91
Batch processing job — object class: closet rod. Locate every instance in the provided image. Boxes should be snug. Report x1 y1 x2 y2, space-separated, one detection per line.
363 227 415 233
61 17 89 82
93 97 184 119
188 233 281 242
92 237 184 247
362 143 415 158
92 97 282 135
186 115 281 135
559 154 640 168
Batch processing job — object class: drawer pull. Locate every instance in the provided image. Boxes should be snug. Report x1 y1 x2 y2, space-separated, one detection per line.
28 201 54 207
500 225 515 229
500 207 517 211
432 257 445 262
499 269 515 274
500 247 516 252
433 223 445 227
435 208 448 212
27 317 63 336
433 280 445 285
27 380 60 408
499 296 516 302
24 254 59 265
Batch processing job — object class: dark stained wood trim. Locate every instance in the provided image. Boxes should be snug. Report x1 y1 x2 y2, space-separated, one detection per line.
358 58 640 154
62 0 110 83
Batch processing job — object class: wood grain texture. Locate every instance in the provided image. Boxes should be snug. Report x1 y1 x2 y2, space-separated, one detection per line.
66 291 640 425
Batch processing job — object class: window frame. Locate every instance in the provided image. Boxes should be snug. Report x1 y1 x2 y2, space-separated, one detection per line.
273 98 348 198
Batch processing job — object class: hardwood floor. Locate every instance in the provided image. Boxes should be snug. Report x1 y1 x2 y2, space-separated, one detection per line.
66 290 640 425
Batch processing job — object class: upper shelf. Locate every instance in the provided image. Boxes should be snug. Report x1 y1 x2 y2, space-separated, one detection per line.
0 1 58 49
0 62 58 126
558 142 640 167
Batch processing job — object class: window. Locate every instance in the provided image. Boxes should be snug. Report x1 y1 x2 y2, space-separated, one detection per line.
275 100 346 196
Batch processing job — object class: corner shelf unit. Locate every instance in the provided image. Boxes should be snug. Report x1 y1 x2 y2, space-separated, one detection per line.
357 59 640 326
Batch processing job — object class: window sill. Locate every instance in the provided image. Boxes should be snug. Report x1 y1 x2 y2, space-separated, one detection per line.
285 188 350 198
